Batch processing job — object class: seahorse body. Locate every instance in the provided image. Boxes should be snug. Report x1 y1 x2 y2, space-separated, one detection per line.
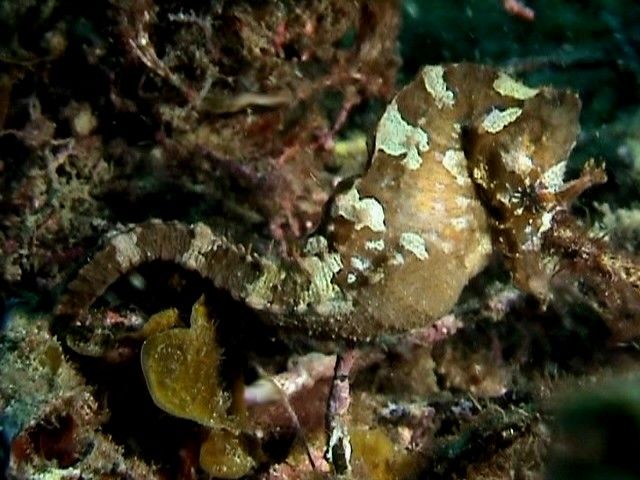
57 64 585 341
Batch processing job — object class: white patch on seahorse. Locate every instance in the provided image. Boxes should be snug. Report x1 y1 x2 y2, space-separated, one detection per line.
304 235 329 256
332 185 386 232
522 224 541 252
482 107 522 133
245 260 285 310
350 255 371 271
298 252 352 316
540 161 567 193
450 217 472 231
300 255 342 298
403 148 424 170
365 239 385 251
539 209 558 235
501 149 534 176
181 223 215 269
111 231 141 269
442 149 470 186
430 200 447 215
374 99 429 170
399 232 429 260
493 72 539 100
389 251 405 266
421 65 455 108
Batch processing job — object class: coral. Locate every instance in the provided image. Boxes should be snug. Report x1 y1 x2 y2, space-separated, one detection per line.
0 309 89 448
424 403 537 479
0 308 158 479
114 0 401 241
0 96 111 287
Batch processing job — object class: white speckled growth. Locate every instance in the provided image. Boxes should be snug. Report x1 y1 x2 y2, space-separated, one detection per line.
493 72 539 100
540 161 567 193
332 186 386 232
442 149 470 186
421 65 455 108
501 149 534 176
482 107 523 133
111 232 142 269
365 239 385 251
375 100 429 170
181 223 215 269
399 232 429 260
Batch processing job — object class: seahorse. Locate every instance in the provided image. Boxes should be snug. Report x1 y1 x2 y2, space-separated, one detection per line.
56 64 603 341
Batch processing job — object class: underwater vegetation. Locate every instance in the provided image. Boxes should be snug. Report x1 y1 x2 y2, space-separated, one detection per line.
3 0 640 479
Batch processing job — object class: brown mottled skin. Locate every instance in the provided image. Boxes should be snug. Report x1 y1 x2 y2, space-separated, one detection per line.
57 64 603 341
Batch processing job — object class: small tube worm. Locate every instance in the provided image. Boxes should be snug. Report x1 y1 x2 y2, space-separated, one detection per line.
57 64 603 341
